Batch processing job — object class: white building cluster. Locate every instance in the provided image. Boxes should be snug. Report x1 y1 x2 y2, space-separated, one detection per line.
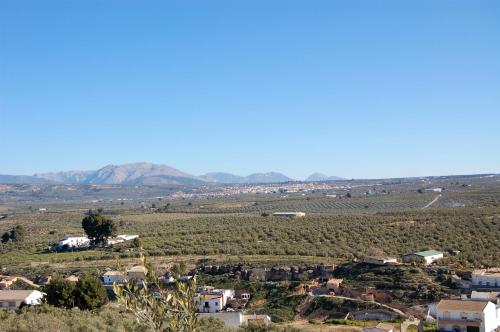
194 285 271 328
53 234 139 251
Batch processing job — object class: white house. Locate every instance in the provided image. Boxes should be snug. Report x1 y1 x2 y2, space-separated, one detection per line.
466 291 500 303
272 212 306 218
472 269 500 288
403 250 444 265
56 235 91 250
195 294 224 313
103 271 125 285
195 286 235 313
0 290 45 311
436 299 499 332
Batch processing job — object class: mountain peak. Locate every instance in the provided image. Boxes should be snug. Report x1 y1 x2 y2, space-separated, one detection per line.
305 173 344 182
3 163 303 185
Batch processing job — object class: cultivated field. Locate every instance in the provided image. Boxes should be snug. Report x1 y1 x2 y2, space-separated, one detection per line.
0 194 498 276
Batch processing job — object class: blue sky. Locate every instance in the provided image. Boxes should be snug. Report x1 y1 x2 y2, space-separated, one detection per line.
1 0 499 179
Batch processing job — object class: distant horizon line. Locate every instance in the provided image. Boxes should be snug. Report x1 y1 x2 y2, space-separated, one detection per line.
1 161 498 182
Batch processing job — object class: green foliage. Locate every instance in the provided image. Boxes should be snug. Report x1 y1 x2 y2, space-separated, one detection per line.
170 261 187 279
43 274 107 310
43 276 76 309
304 297 380 316
199 317 234 332
132 237 142 248
74 274 108 310
114 255 199 332
1 232 10 243
81 214 117 245
1 225 26 243
11 225 26 242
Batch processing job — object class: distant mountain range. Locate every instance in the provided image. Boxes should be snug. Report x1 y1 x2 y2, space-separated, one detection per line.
200 172 294 184
305 172 344 182
0 162 343 185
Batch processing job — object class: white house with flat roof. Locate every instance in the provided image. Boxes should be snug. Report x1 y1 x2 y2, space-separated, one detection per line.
195 294 224 313
403 250 443 265
472 269 500 288
0 290 45 311
436 299 499 332
55 235 90 250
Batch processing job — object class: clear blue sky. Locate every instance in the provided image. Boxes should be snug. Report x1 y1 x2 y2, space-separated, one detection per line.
1 0 499 180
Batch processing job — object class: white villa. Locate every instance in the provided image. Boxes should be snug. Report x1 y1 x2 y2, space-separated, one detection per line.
436 299 499 332
55 235 91 250
0 290 45 311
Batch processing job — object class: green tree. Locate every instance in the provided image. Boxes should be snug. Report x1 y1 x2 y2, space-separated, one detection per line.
81 214 117 245
74 274 108 310
164 203 171 212
132 237 142 248
170 262 187 279
43 276 76 309
10 225 26 242
1 225 26 243
1 232 10 243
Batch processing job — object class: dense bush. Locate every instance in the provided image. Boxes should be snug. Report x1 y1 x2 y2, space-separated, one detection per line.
43 274 108 310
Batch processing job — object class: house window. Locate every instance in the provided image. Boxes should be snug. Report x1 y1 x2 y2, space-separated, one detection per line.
443 311 451 319
460 312 467 320
8 301 16 307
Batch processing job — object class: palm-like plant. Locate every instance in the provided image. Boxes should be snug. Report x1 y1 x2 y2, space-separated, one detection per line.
113 254 199 332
